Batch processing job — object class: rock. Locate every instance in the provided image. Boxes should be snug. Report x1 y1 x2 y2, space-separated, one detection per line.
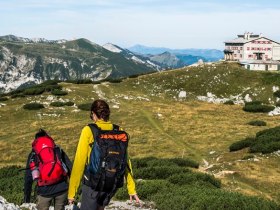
178 91 187 98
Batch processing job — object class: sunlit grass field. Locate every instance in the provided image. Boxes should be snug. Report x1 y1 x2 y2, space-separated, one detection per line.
0 63 280 204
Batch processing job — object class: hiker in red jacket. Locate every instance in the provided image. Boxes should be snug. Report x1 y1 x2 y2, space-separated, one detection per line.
23 129 72 210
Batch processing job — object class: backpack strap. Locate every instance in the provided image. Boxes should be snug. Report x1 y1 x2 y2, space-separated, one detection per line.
87 124 100 146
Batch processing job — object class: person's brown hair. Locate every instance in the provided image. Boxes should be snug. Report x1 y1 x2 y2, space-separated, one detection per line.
90 99 110 121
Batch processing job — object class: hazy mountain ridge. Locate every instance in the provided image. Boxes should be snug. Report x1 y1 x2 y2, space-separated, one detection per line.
128 44 224 61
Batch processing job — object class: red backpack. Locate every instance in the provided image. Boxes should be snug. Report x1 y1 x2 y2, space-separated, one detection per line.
31 135 67 186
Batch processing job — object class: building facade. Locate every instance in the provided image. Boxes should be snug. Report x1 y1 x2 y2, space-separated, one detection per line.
224 33 280 70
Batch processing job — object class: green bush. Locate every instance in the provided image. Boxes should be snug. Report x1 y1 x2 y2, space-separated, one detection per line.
231 126 280 154
243 104 274 113
77 103 92 111
64 101 75 106
275 101 280 107
273 90 280 98
23 103 45 110
51 89 68 96
229 137 255 152
0 97 8 101
133 166 191 180
248 120 267 126
224 100 234 105
151 187 280 210
11 94 25 98
132 157 199 169
23 87 45 95
167 172 221 188
0 166 33 204
50 101 65 107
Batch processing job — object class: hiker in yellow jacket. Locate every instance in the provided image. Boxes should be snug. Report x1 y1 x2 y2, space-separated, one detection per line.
68 99 140 210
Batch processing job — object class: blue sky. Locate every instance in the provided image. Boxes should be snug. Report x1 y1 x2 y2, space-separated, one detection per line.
1 0 280 49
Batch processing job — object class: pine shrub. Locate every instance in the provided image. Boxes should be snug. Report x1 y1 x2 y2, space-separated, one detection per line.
273 90 280 98
231 126 280 154
247 120 267 126
11 94 25 98
23 103 45 110
64 101 74 106
50 101 65 107
243 104 274 113
51 89 68 96
77 103 92 111
23 87 45 95
0 97 8 101
224 100 234 105
229 137 255 152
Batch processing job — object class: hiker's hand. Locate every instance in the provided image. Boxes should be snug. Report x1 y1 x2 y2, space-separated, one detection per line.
68 198 75 205
130 194 140 203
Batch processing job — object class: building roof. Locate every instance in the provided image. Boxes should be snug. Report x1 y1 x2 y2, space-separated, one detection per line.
225 34 280 45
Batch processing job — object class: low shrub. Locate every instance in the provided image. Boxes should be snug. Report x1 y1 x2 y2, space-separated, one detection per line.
77 103 92 111
231 126 280 154
167 172 221 188
229 137 255 152
51 89 68 96
273 90 280 98
23 103 45 110
11 94 25 98
23 87 45 95
0 97 8 101
132 157 199 169
50 101 65 107
64 101 74 106
247 120 267 126
0 166 32 204
224 100 234 105
151 187 280 210
133 166 190 180
243 104 274 113
276 101 280 107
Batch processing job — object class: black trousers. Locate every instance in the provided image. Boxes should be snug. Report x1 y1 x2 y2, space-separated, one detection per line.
80 185 116 210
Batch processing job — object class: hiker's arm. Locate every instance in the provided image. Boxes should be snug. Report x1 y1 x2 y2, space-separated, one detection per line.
23 152 33 203
125 158 137 196
68 126 91 200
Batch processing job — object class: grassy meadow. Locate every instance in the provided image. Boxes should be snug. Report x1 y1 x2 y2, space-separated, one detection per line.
0 62 280 206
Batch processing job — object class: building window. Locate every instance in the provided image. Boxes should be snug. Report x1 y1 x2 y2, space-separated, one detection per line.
251 47 255 50
247 47 250 50
240 54 242 58
240 47 243 50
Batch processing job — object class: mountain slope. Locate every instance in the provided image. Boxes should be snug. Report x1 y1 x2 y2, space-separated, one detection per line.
0 62 280 205
0 36 157 92
103 43 161 70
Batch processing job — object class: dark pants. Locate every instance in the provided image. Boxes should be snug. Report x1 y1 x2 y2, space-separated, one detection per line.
37 191 67 210
80 185 116 210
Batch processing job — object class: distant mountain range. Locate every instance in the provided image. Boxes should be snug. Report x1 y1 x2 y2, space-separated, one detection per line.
128 44 224 62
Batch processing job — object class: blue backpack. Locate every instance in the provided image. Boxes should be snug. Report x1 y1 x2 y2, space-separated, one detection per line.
84 124 129 193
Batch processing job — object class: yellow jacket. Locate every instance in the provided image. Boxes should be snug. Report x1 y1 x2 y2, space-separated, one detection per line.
68 120 136 199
